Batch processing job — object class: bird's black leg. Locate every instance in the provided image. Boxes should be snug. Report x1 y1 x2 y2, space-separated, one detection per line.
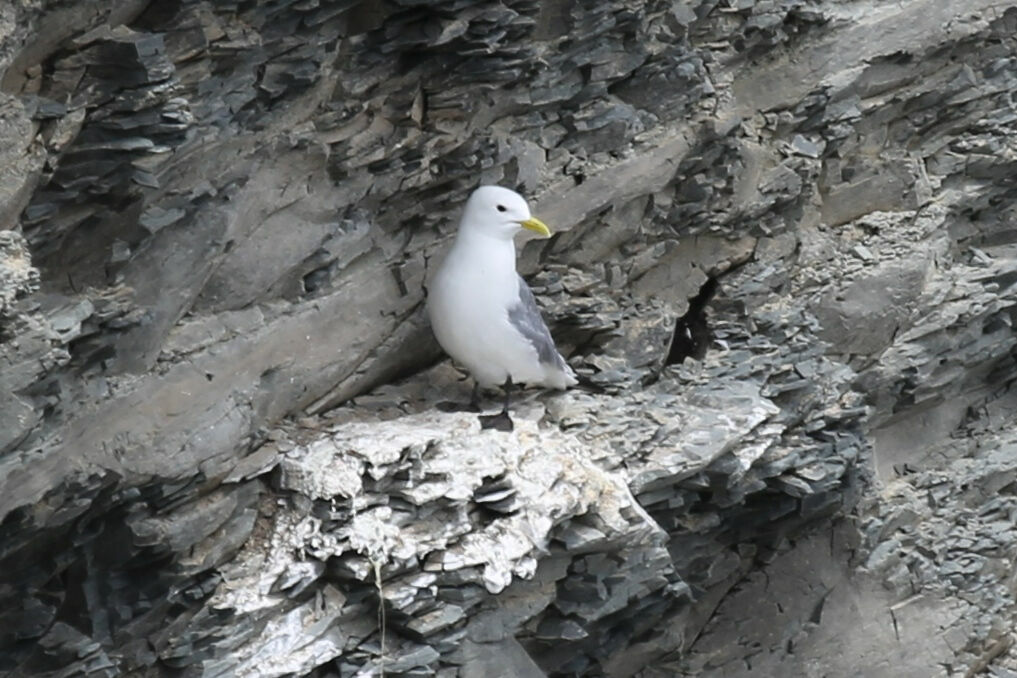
469 381 482 412
479 376 515 432
437 379 483 413
502 376 513 415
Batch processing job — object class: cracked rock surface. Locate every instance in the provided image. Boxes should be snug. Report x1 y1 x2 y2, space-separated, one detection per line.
2 0 1017 676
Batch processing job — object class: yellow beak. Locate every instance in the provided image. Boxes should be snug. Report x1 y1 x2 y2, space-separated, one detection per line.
519 217 551 238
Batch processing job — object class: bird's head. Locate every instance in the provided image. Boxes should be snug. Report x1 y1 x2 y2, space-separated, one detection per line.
458 185 552 241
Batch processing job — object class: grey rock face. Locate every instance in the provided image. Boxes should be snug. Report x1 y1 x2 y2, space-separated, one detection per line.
2 0 1017 676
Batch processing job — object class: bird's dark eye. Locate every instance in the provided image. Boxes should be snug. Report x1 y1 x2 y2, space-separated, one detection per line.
496 204 507 212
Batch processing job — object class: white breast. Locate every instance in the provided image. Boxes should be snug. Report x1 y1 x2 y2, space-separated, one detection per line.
427 235 546 388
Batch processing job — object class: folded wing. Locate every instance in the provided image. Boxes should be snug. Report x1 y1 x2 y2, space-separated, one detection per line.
508 275 571 374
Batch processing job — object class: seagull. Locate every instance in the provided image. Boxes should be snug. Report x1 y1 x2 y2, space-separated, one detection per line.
427 185 577 431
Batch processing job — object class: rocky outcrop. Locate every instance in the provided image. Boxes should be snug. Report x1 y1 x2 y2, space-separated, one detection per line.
2 0 1017 676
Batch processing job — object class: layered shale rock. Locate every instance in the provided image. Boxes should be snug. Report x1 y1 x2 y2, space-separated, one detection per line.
2 0 1017 676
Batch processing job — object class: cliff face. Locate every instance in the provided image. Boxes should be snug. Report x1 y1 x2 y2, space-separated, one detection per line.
2 1 1017 676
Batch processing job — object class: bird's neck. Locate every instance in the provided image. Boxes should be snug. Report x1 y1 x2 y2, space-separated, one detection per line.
454 229 517 272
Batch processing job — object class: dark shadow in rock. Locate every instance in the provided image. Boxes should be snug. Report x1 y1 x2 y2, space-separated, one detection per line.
667 276 718 365
479 412 514 432
436 400 479 413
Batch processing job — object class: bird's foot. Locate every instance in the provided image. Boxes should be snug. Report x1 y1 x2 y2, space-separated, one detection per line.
437 400 481 413
479 411 514 432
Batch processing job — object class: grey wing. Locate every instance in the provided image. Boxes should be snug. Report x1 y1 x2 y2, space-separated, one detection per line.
508 275 569 370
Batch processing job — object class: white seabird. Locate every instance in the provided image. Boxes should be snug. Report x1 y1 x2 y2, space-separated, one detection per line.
427 185 577 430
